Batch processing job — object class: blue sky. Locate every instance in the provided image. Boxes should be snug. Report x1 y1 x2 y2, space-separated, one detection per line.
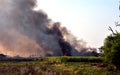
36 0 120 48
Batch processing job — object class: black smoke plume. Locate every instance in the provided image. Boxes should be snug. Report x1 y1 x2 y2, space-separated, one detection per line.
0 0 98 57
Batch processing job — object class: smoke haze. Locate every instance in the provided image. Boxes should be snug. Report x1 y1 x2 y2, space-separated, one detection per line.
0 0 98 57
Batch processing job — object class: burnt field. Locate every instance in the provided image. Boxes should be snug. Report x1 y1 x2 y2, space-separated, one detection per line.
0 56 120 75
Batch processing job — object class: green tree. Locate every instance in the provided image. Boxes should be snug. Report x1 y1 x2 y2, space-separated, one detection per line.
103 33 120 69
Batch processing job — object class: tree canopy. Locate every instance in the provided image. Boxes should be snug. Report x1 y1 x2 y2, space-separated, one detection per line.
103 33 120 69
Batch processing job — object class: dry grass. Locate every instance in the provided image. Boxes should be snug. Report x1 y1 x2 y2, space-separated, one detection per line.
0 56 119 75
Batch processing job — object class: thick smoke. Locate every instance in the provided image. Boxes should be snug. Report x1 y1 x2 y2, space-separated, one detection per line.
51 22 98 56
0 0 63 57
0 0 98 57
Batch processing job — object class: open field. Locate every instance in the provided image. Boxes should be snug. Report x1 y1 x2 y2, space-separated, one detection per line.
0 56 120 75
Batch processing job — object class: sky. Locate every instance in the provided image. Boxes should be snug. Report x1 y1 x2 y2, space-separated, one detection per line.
36 0 120 48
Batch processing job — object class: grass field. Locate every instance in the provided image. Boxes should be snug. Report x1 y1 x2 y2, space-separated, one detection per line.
0 56 120 75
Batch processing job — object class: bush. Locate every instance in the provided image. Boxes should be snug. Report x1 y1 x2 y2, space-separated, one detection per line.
103 33 120 69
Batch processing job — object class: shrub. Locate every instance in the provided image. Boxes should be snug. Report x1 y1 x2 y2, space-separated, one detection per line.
103 33 120 69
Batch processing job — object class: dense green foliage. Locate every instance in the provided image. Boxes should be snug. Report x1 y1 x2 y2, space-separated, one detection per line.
103 33 120 69
0 56 119 75
44 56 103 63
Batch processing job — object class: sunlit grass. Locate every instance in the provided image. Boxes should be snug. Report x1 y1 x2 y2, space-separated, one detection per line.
0 56 119 75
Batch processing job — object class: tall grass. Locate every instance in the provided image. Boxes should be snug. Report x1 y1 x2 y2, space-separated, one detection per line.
44 56 103 63
0 56 119 75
